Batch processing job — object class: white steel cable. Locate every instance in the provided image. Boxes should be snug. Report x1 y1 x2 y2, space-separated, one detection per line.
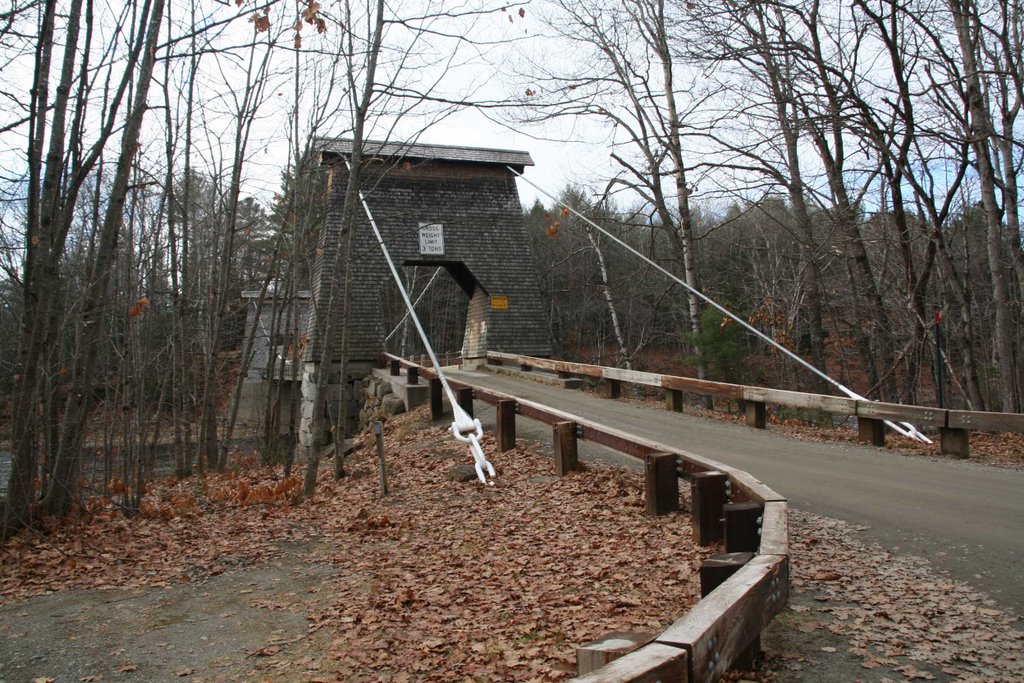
509 167 931 444
347 161 497 484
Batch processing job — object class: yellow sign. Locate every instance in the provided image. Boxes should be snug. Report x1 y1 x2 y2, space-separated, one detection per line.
491 295 509 310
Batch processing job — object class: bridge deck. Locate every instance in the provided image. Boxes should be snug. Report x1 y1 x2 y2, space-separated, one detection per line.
448 366 1024 614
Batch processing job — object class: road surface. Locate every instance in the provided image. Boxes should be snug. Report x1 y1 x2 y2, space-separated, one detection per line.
448 367 1024 615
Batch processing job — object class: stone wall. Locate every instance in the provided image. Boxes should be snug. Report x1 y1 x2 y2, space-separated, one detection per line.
296 360 375 448
355 374 407 432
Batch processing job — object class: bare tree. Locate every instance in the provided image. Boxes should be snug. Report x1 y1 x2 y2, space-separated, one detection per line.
514 0 711 375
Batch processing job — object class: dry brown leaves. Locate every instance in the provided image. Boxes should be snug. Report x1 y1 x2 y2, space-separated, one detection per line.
770 510 1024 681
1 407 707 680
277 414 705 681
0 469 312 603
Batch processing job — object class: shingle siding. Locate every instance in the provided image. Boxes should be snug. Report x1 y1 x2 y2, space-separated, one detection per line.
306 143 551 363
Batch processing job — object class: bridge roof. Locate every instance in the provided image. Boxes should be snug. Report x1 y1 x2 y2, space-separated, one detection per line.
316 138 534 169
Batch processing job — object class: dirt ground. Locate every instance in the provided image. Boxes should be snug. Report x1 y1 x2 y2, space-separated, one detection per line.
0 545 337 682
755 510 1024 682
1 410 1022 683
2 515 1020 683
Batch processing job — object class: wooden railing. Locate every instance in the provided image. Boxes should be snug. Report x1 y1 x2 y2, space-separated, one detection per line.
487 352 1024 459
383 353 789 682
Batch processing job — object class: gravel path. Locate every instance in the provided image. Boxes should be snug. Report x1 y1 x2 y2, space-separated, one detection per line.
0 544 337 683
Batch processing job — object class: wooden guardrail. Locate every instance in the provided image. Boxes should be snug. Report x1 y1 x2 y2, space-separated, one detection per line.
383 353 789 682
487 352 1024 459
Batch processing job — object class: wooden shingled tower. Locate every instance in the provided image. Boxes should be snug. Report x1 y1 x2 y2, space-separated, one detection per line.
299 138 551 443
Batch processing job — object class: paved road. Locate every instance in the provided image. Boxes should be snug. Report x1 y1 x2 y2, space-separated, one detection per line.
449 367 1024 615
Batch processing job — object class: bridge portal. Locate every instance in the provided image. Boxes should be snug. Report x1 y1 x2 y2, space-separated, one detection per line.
299 139 551 444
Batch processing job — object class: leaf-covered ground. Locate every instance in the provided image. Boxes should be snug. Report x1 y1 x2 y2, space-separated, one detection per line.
1 407 707 681
3 405 1022 682
754 511 1024 682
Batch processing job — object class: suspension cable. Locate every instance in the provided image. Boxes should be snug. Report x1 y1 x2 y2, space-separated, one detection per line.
348 161 497 484
384 266 444 343
509 167 930 444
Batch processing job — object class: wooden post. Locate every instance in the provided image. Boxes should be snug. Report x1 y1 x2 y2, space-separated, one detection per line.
745 401 767 429
691 471 728 546
576 632 656 676
374 421 388 496
857 417 885 446
940 427 969 459
724 502 763 553
520 363 532 372
407 366 419 385
605 378 622 399
497 400 516 452
456 387 474 418
700 552 755 596
429 377 443 421
553 421 578 476
665 388 683 412
558 371 573 379
644 452 679 516
389 359 401 376
700 552 760 670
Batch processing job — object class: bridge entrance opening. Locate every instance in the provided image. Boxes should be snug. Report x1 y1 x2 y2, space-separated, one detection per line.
380 260 485 363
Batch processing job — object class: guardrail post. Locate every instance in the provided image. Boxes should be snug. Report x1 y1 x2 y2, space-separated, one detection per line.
456 387 473 418
857 417 885 446
407 366 419 385
691 471 728 546
558 371 573 379
429 377 443 421
745 401 767 429
605 378 622 399
665 388 683 412
645 452 679 516
700 551 755 595
553 421 578 476
940 427 969 459
520 363 532 372
389 359 401 376
724 502 763 552
700 552 760 670
497 400 516 452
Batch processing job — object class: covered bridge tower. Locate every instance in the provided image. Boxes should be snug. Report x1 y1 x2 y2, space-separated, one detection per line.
300 138 551 444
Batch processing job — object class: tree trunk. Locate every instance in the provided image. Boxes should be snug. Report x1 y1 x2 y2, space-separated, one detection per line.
4 0 59 538
42 0 165 517
584 226 630 369
302 0 386 498
948 0 1019 411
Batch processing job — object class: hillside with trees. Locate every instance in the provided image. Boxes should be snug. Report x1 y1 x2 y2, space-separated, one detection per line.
2 0 1022 536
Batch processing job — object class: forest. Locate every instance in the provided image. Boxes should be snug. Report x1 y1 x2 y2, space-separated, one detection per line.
2 0 1023 537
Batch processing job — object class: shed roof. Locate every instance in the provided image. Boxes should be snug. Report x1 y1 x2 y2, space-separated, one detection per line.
316 138 534 169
